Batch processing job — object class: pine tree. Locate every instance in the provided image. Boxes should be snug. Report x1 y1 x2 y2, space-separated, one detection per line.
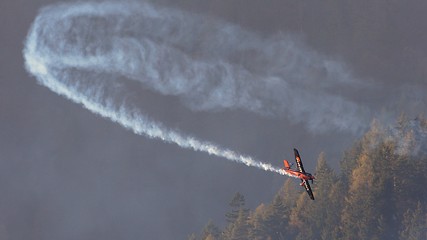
340 140 362 187
225 192 248 224
228 209 250 240
204 235 215 240
290 193 314 240
399 202 426 240
248 204 268 240
290 153 337 240
340 121 398 239
263 195 288 239
313 153 340 240
325 181 345 240
277 178 299 209
201 220 221 240
188 233 198 240
223 192 249 240
340 151 376 239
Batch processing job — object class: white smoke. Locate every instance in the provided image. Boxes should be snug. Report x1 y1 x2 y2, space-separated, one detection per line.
23 1 369 175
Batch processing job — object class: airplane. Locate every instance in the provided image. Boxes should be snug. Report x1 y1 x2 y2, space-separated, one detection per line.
282 148 315 200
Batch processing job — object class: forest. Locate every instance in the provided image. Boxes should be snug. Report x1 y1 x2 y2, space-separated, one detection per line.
189 115 427 240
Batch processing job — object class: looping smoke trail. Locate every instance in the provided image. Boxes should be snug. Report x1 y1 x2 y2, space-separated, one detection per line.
25 1 371 134
24 1 372 175
23 1 299 176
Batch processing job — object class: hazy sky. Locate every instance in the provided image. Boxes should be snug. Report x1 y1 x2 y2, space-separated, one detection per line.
1 0 426 239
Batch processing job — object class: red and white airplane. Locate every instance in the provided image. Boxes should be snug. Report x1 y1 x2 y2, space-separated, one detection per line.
283 148 315 200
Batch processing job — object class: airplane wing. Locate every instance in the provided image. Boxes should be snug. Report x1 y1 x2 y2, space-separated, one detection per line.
301 179 315 200
294 148 306 173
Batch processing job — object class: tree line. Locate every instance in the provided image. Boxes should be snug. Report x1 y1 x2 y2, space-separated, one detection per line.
189 115 427 240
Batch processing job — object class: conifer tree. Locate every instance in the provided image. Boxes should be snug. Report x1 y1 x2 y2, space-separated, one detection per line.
340 121 398 239
290 194 314 240
325 181 345 239
223 192 249 240
204 235 215 240
201 220 221 240
263 195 288 239
399 202 426 240
225 192 248 224
290 153 337 240
228 209 250 240
277 178 299 209
248 204 268 240
340 140 362 187
188 233 197 240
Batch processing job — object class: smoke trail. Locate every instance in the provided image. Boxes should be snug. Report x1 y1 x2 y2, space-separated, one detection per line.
23 1 371 174
24 1 301 176
24 1 372 134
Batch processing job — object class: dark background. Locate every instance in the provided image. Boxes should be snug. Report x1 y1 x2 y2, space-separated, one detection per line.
1 0 426 239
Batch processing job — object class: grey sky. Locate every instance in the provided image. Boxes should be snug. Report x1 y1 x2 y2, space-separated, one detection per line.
1 0 426 239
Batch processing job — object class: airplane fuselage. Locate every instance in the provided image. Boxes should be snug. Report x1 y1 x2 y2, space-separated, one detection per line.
284 169 315 181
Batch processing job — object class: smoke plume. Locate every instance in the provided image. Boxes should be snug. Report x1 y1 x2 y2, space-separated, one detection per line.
23 1 370 174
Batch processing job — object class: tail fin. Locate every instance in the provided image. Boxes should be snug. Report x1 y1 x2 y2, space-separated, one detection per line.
283 160 291 170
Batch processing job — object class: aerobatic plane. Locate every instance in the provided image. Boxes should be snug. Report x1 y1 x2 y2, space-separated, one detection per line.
282 148 315 200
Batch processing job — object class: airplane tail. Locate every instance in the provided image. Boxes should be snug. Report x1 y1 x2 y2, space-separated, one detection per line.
283 160 291 170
